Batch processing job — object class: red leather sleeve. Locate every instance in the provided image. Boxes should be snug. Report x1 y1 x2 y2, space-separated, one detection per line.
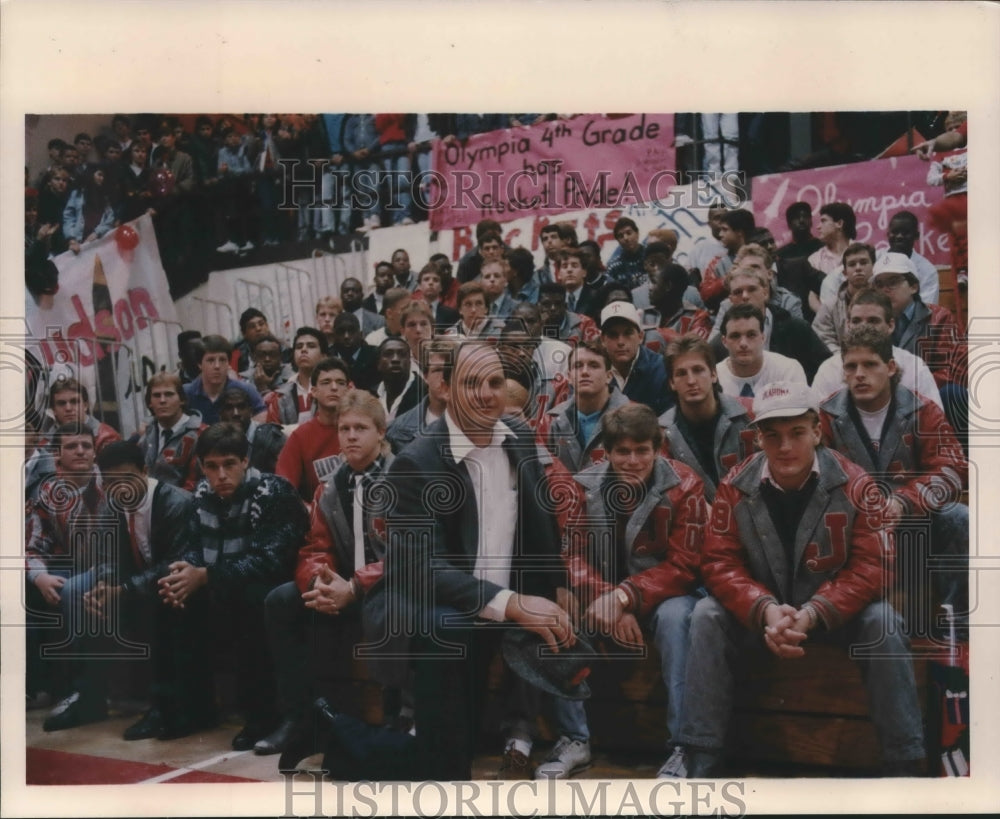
294 485 339 594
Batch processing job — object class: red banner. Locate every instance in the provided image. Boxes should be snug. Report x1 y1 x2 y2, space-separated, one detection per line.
428 114 676 231
751 155 951 265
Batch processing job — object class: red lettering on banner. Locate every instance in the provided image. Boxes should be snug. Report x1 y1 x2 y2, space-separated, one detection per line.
452 226 474 260
62 288 162 367
583 213 600 241
804 512 849 572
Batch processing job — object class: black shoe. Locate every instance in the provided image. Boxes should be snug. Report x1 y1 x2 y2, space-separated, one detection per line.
42 691 108 733
254 718 305 756
157 709 218 741
232 719 276 752
123 707 164 741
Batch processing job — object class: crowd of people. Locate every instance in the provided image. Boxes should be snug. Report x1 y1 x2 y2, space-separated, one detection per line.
24 113 971 781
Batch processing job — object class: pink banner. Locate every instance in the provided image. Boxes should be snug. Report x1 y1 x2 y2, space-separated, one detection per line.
428 114 676 231
751 155 951 265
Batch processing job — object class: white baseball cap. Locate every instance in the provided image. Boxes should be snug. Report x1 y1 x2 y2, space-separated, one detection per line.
872 252 916 279
751 381 818 424
600 301 642 332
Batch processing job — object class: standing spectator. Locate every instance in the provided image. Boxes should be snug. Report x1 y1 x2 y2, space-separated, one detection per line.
253 114 290 246
375 114 416 225
117 141 154 223
62 166 117 254
342 114 381 232
215 127 255 254
701 112 739 173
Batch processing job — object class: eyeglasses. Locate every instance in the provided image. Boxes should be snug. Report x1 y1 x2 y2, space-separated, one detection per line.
874 275 908 289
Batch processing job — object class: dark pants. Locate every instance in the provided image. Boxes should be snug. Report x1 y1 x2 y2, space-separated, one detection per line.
411 607 503 781
264 580 362 720
156 580 278 728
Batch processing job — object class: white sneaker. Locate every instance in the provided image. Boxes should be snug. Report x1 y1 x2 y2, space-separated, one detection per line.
534 736 591 779
657 745 688 778
239 240 255 253
400 217 415 225
216 240 239 253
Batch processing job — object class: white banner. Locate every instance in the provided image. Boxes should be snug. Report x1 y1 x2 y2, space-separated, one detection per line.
25 214 180 436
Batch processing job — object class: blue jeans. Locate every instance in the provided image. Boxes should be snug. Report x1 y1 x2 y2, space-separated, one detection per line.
381 142 412 223
551 594 698 744
677 597 925 763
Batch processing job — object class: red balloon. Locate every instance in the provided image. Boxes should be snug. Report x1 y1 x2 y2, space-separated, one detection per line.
115 224 139 251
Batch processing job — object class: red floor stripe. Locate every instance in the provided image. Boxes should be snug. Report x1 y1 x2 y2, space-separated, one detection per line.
26 748 175 785
166 770 261 784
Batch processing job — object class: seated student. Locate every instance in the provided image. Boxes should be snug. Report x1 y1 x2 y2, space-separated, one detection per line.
818 326 969 636
714 304 807 399
364 287 412 347
870 252 968 446
340 278 385 336
707 243 803 338
599 301 671 415
219 387 287 473
25 425 109 725
809 201 856 276
497 325 569 431
505 247 542 306
241 333 294 396
428 253 461 309
398 300 435 371
266 327 328 426
812 242 877 353
386 338 456 455
330 312 380 393
819 212 940 309
414 263 459 330
540 404 707 780
604 217 646 289
535 222 569 287
662 381 926 778
710 264 830 383
699 208 755 312
658 335 755 503
361 262 394 316
261 391 397 757
811 288 942 408
176 330 204 387
775 201 823 262
641 263 714 352
446 281 504 339
155 423 309 750
232 309 275 374
483 259 517 319
184 334 267 425
276 357 351 504
630 242 704 313
137 372 206 491
371 337 421 424
456 219 505 283
26 377 122 499
556 249 600 319
538 282 600 344
74 443 197 740
315 295 344 351
538 341 630 474
753 227 825 324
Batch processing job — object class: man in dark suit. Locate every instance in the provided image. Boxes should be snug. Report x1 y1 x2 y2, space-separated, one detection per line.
341 277 386 336
361 262 394 316
330 312 379 393
383 342 574 780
